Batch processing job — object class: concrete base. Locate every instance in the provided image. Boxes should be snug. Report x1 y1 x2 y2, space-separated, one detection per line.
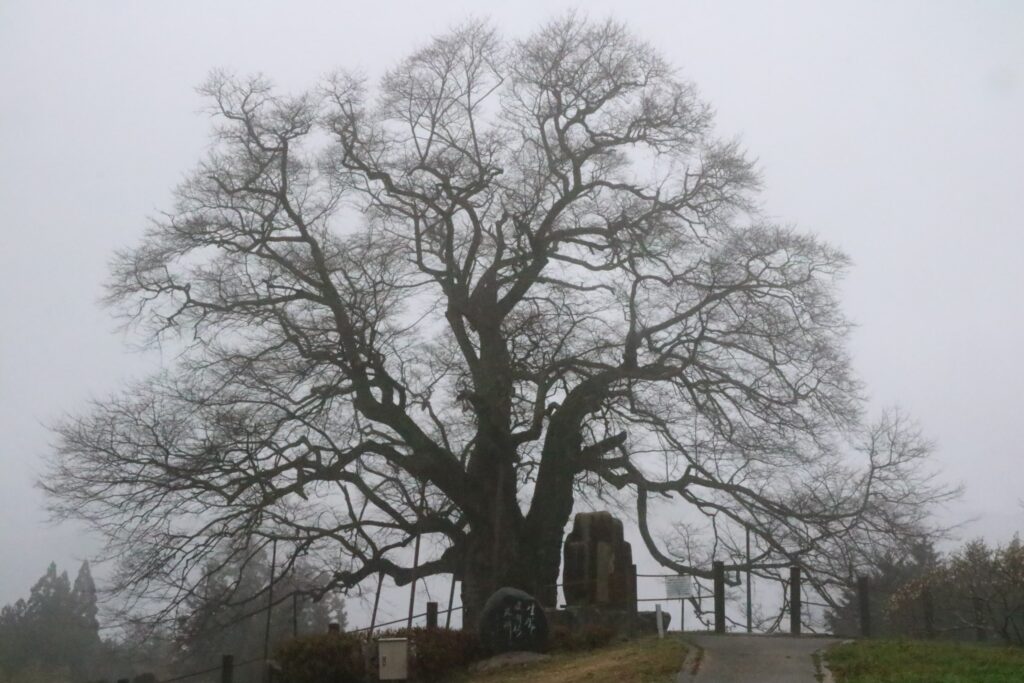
544 606 670 637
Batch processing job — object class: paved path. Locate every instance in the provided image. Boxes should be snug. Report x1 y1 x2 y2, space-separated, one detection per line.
681 634 839 682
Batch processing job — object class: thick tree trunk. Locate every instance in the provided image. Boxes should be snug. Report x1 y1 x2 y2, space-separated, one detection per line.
458 451 574 627
460 528 513 628
519 501 574 608
456 319 586 626
459 479 575 627
460 525 569 629
520 418 585 609
460 439 526 627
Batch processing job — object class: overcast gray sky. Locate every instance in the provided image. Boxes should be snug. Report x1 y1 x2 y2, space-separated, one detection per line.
1 0 1022 625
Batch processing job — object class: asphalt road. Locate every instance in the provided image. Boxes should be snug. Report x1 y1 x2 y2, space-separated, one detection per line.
681 634 839 683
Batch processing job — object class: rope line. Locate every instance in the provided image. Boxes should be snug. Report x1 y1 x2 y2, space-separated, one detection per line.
349 605 464 633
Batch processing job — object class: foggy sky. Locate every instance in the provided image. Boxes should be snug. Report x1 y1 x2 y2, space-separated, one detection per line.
1 0 1022 627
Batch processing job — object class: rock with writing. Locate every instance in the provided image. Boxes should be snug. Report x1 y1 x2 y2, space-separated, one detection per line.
478 587 549 654
563 511 636 609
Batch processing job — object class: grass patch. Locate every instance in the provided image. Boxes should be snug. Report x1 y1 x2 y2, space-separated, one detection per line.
460 635 689 683
825 639 1024 683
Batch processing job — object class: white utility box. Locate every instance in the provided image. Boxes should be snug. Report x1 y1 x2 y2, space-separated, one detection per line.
377 637 409 681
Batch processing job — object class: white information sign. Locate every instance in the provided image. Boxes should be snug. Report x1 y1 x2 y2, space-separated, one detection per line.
664 575 693 599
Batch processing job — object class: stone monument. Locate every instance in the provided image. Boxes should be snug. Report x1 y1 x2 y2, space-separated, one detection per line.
563 511 637 610
478 587 549 654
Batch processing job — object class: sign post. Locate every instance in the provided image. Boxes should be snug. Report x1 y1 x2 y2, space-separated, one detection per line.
665 575 693 633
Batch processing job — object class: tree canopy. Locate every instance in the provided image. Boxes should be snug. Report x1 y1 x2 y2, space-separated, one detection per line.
174 550 346 669
825 539 940 637
44 15 953 623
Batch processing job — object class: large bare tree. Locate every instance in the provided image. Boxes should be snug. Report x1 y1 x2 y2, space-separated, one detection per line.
45 16 952 625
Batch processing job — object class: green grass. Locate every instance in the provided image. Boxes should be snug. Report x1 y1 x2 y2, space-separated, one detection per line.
825 639 1024 683
460 635 689 683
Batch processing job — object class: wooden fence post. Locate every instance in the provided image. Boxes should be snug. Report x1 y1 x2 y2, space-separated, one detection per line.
973 596 987 642
426 601 439 629
921 587 935 639
292 592 299 637
631 564 638 615
713 561 726 634
790 566 802 636
221 654 234 683
857 575 871 638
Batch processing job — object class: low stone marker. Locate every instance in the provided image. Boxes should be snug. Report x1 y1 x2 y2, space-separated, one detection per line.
478 587 549 654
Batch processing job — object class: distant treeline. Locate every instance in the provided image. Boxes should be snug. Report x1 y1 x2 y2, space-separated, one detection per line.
0 550 346 683
827 535 1024 646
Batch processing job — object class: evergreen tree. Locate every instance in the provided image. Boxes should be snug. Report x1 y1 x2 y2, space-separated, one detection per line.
23 563 74 667
0 562 102 682
0 599 29 675
69 562 102 677
72 562 99 631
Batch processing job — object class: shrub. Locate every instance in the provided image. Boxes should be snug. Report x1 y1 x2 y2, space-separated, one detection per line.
547 624 575 652
274 632 366 683
375 628 481 682
547 624 616 652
